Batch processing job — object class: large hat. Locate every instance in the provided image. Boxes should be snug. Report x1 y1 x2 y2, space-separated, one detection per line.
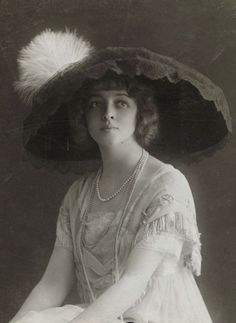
16 29 232 162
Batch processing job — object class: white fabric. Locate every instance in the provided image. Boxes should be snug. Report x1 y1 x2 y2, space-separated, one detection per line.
14 162 213 323
14 305 83 323
75 245 164 323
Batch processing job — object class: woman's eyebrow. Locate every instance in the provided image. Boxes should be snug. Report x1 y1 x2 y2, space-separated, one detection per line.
88 92 129 98
114 92 129 97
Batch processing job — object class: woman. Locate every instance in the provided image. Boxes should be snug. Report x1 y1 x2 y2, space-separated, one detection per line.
10 29 231 323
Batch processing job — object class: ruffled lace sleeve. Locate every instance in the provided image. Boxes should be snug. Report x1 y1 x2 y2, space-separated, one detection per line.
54 178 84 251
54 194 73 251
133 169 202 276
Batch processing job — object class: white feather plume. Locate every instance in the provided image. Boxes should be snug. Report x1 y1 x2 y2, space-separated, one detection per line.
15 29 93 104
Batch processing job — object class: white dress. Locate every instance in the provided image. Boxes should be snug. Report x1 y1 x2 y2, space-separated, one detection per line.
15 162 213 323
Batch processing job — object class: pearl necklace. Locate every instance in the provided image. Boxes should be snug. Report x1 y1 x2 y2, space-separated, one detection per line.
96 149 145 202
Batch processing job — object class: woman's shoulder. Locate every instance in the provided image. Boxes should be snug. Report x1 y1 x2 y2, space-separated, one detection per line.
138 156 195 214
145 155 187 184
64 170 97 201
141 155 192 202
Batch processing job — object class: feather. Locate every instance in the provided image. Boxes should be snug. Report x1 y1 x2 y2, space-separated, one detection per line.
15 29 93 104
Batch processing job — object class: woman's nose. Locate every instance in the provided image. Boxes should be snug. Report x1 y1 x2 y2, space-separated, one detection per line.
102 102 115 121
102 113 114 121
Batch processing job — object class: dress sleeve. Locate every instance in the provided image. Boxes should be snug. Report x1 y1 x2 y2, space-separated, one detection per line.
133 170 202 276
54 179 82 251
54 194 73 251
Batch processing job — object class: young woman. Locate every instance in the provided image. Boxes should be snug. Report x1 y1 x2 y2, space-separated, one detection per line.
10 30 231 323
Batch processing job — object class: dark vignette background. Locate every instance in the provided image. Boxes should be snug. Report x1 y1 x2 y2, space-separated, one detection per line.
0 1 235 322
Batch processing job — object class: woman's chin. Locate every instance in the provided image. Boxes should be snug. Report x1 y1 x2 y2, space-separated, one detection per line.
97 139 138 151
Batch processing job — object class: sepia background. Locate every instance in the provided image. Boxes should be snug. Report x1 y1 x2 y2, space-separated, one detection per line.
0 1 235 322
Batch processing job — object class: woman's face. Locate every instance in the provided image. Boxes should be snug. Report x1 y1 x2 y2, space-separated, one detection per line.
85 90 138 148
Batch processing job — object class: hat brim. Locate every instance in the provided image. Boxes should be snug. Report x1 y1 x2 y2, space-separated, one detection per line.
23 47 232 161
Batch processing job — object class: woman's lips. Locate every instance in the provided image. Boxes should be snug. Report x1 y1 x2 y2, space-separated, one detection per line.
100 126 118 131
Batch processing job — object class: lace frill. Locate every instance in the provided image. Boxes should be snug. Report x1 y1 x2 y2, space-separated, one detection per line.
135 193 202 276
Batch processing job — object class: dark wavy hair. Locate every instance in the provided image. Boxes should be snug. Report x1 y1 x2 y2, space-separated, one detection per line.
68 71 159 151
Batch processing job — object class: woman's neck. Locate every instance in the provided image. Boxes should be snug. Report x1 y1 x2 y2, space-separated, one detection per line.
99 141 144 179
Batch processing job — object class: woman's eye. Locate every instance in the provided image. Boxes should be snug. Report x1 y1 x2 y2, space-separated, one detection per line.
88 101 101 109
116 100 128 108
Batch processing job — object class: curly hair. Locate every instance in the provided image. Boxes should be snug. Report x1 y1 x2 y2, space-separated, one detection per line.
68 71 159 151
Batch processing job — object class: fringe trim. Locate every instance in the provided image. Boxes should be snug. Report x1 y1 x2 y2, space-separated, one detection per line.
141 211 202 276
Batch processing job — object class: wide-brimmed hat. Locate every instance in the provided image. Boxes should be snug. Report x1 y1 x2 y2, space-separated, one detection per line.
16 29 232 161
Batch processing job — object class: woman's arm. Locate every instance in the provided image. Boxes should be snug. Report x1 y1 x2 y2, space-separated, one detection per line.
10 246 75 322
70 246 163 323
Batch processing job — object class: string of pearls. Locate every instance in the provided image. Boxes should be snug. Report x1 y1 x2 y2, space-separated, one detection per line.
96 149 145 202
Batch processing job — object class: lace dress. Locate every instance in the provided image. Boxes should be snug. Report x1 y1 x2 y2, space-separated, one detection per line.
15 162 213 323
